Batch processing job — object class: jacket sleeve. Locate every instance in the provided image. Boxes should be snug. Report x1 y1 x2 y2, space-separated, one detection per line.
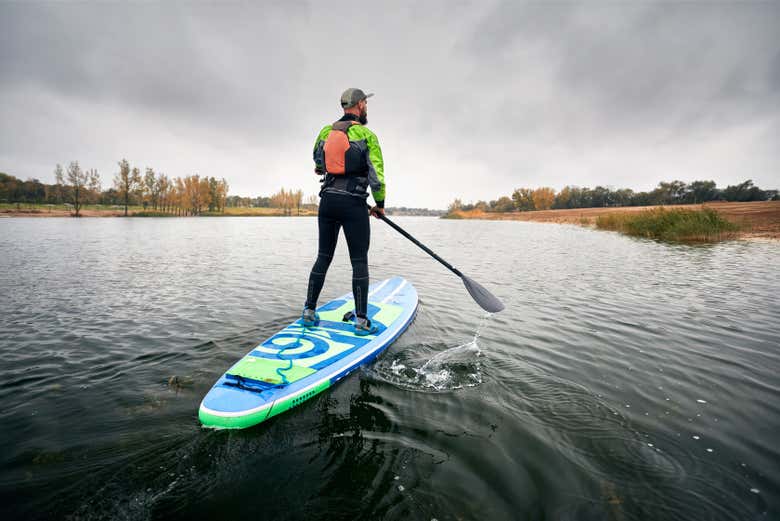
365 131 386 207
313 126 331 174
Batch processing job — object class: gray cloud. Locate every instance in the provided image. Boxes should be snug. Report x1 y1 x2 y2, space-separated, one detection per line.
1 1 778 208
455 2 779 137
1 3 307 138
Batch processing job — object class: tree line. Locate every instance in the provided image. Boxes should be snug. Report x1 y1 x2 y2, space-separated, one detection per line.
1 165 322 217
226 189 319 215
111 160 229 217
1 161 229 216
448 179 779 213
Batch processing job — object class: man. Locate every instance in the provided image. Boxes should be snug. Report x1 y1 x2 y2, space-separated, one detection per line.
302 88 386 335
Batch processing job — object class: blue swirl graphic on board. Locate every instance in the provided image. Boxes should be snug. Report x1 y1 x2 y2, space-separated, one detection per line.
253 333 332 360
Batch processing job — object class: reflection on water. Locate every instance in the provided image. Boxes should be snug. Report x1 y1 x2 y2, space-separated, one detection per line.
0 217 778 520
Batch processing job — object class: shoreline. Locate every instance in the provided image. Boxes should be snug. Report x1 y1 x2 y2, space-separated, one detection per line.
0 207 317 218
444 201 780 241
3 201 778 240
0 206 439 218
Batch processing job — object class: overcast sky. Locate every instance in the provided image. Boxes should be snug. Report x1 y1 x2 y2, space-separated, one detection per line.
1 1 778 209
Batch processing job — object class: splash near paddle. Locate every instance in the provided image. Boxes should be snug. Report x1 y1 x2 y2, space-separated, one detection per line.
199 277 418 429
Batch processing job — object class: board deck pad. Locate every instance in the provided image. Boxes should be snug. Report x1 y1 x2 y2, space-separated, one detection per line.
199 277 418 429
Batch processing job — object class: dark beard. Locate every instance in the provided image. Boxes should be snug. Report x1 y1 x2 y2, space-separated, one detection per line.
359 110 368 125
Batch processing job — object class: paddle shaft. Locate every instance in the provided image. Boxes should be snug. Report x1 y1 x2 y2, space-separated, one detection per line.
367 204 504 312
370 207 464 278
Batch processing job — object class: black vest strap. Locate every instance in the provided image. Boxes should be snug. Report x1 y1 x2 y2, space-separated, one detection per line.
332 120 356 132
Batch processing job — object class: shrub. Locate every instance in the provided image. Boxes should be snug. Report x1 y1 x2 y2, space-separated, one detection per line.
595 208 739 242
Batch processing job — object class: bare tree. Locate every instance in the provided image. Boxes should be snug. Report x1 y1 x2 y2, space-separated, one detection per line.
218 178 229 212
294 189 303 215
155 172 170 212
143 168 157 209
114 159 142 216
64 161 100 217
53 164 65 205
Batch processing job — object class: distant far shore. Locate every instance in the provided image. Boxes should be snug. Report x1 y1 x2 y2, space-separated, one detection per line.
0 205 316 218
0 204 442 218
444 201 780 240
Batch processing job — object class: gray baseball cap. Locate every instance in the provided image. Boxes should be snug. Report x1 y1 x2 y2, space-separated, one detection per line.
340 88 374 108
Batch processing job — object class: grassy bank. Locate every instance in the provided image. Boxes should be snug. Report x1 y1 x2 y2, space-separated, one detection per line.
443 201 780 241
132 211 177 217
0 203 142 217
219 207 316 216
595 208 740 242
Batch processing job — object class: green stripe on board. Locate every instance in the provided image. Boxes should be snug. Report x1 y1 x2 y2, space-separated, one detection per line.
199 405 273 429
265 380 331 420
199 380 332 429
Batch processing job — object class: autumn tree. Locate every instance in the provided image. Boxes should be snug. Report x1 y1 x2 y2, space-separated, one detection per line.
531 187 555 210
183 175 197 215
270 188 284 212
270 187 299 215
198 176 212 214
155 173 172 212
176 174 211 215
215 178 229 212
174 177 186 215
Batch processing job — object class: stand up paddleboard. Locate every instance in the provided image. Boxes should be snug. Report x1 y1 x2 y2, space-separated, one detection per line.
199 276 418 429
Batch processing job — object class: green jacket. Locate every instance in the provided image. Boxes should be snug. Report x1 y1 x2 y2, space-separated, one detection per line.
313 120 386 206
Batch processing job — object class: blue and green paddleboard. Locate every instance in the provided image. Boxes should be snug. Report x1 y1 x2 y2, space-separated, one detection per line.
199 277 418 429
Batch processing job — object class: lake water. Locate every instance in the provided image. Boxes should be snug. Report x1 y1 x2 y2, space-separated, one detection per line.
1 217 778 520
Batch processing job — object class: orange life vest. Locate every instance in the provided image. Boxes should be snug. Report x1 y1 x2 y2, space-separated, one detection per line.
323 120 358 175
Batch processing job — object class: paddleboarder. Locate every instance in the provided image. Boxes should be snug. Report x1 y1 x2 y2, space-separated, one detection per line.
302 88 386 335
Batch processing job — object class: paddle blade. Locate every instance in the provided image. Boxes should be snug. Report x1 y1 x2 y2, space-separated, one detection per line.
462 275 505 313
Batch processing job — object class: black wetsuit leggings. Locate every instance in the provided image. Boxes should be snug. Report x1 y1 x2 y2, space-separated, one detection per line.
305 192 370 317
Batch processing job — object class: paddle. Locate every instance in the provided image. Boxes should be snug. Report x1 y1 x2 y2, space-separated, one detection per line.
369 206 505 313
